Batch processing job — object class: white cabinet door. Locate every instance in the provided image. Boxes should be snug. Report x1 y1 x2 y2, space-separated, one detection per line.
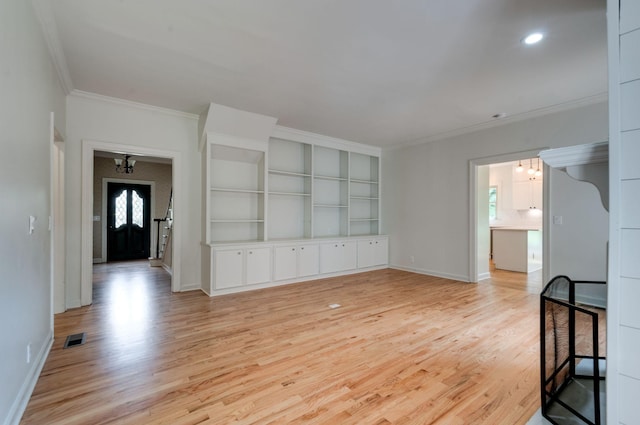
512 181 532 210
373 238 388 266
214 249 244 289
357 240 375 268
513 180 543 210
322 241 357 273
357 238 388 268
531 180 543 209
274 246 297 281
342 242 357 271
320 243 342 273
246 247 271 285
298 244 319 277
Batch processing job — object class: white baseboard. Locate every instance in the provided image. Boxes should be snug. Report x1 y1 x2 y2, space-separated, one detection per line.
477 272 491 281
4 331 53 425
390 265 469 282
66 298 81 309
180 282 201 292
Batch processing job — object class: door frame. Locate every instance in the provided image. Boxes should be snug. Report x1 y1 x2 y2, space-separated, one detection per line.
81 139 182 305
468 149 550 283
100 178 156 264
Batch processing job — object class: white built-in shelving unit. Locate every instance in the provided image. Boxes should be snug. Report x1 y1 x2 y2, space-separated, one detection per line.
207 144 265 243
202 122 385 296
268 138 312 240
349 152 380 236
313 145 350 238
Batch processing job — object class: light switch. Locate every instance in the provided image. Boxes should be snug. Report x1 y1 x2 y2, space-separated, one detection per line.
29 215 36 234
553 215 563 225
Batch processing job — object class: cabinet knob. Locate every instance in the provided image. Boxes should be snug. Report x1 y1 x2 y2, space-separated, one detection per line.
369 242 372 245
292 248 295 251
301 247 304 250
335 244 338 247
249 251 252 254
237 251 241 255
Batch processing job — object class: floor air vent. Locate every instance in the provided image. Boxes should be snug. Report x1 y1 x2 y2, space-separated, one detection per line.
63 332 86 349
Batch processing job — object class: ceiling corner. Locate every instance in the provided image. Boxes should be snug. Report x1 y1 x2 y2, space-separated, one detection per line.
31 0 74 95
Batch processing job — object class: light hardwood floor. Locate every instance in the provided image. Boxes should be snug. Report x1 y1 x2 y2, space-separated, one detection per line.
22 263 543 424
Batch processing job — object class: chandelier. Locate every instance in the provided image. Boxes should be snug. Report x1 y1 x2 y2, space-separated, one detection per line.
114 155 136 174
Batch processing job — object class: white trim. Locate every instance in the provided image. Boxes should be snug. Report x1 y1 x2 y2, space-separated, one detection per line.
81 140 182 305
385 93 609 150
468 149 549 283
606 0 622 423
477 272 491 281
70 90 199 121
539 141 608 168
273 125 381 157
31 0 73 95
390 265 469 283
4 331 53 425
101 178 156 263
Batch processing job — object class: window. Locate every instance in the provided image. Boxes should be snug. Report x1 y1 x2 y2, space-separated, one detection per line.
489 186 497 220
115 190 128 228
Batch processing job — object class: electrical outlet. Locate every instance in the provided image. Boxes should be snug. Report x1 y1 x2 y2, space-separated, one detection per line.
26 343 31 364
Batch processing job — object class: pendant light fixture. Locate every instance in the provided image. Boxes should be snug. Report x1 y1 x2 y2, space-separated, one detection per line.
535 158 542 177
114 154 136 174
516 160 524 173
527 158 535 175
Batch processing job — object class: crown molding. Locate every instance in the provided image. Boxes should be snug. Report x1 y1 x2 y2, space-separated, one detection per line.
273 125 381 156
70 90 200 120
385 92 609 151
31 0 73 95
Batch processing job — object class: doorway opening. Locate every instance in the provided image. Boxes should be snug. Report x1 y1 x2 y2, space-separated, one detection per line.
81 140 181 306
469 150 549 290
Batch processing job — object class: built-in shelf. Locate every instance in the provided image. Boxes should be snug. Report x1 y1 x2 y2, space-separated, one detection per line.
270 191 311 197
314 175 348 181
211 219 265 223
206 135 381 244
268 169 312 178
211 187 265 194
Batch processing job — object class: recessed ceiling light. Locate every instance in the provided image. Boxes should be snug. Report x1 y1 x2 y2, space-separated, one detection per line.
523 32 544 45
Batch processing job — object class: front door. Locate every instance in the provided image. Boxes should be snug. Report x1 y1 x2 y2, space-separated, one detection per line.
107 183 151 261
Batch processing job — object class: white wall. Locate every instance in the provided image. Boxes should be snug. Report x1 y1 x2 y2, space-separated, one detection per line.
382 102 608 281
65 93 201 308
0 0 66 423
547 167 608 306
607 1 640 423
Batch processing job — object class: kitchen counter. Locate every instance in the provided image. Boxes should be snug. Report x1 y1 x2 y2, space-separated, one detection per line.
492 228 542 273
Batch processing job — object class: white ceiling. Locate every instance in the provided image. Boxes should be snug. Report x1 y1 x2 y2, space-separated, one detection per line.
40 0 607 147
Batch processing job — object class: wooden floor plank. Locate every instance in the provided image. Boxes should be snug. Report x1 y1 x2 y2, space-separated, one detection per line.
22 261 545 424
